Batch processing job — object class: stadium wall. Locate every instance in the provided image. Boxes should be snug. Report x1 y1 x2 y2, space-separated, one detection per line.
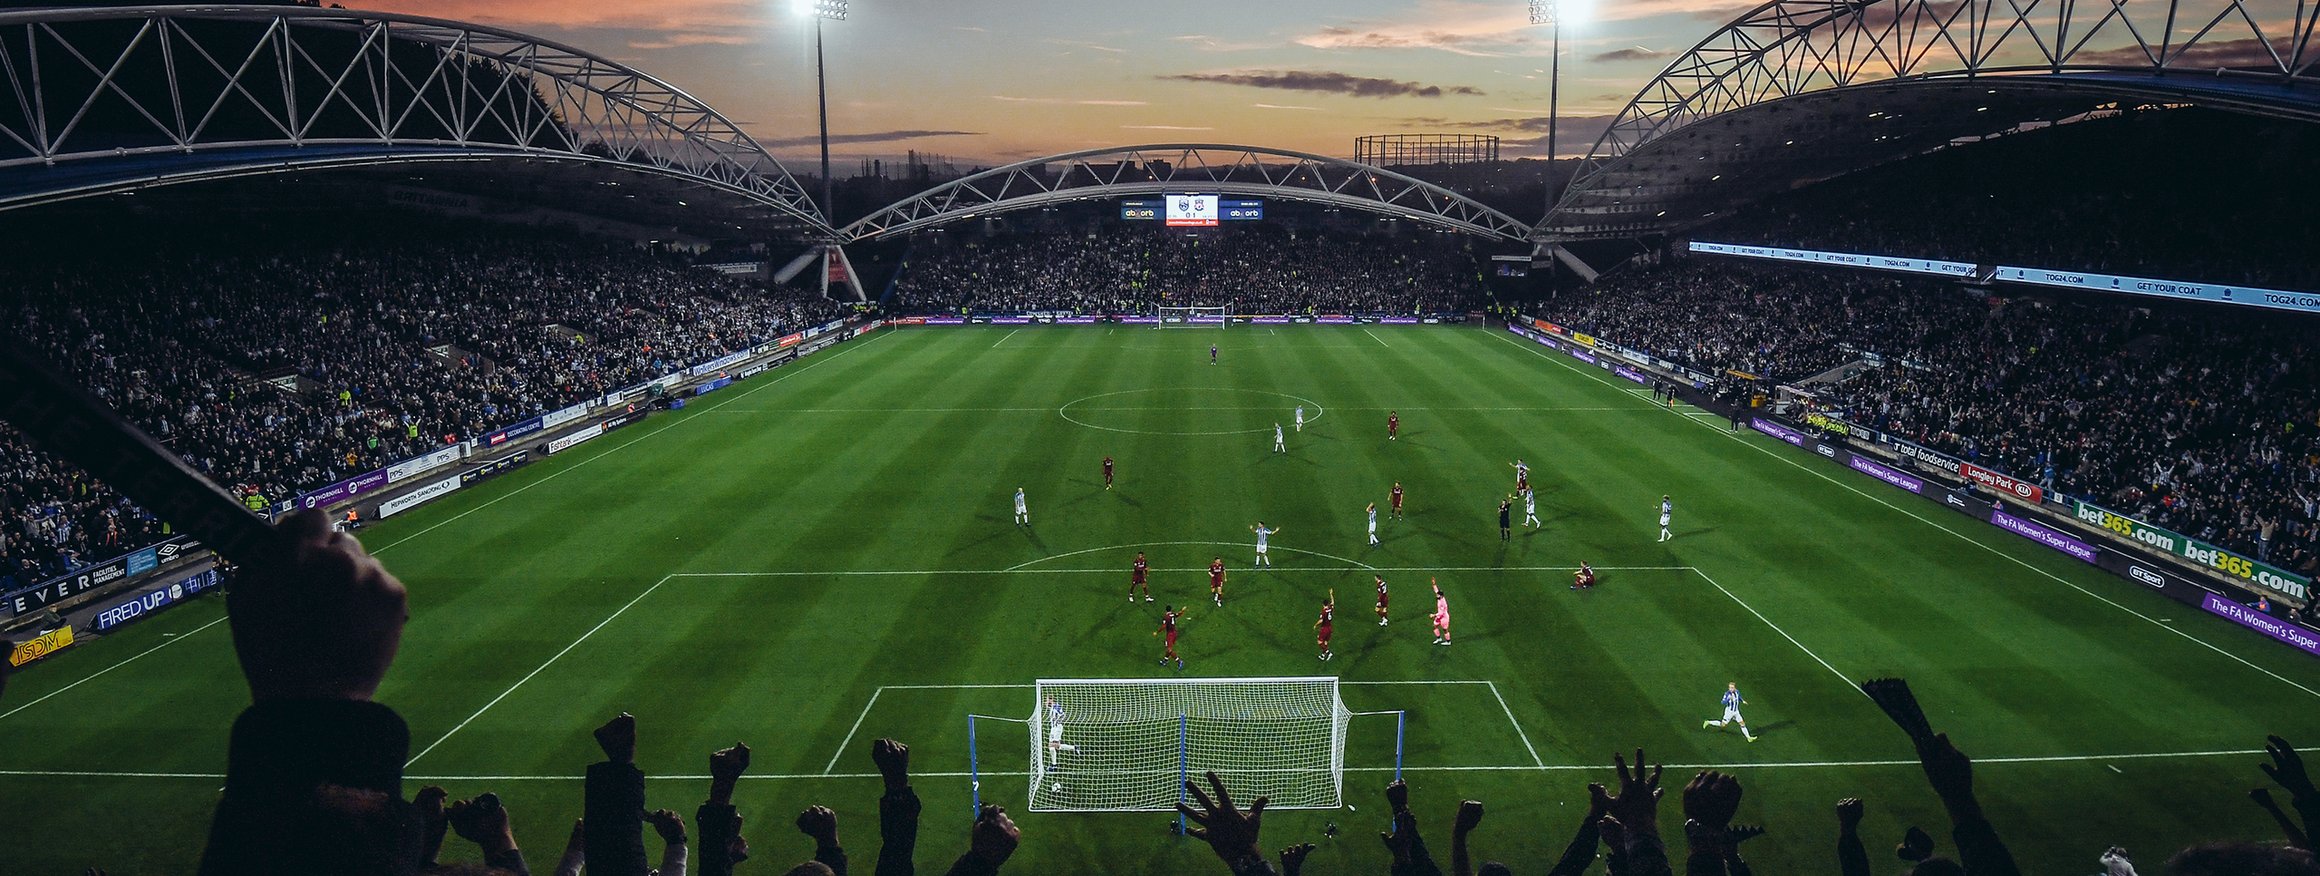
1503 317 2320 658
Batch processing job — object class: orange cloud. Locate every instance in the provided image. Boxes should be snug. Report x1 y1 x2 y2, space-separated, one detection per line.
379 0 768 33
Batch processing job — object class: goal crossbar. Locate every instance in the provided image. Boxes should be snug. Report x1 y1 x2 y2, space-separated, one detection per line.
1156 304 1229 328
1022 676 1352 813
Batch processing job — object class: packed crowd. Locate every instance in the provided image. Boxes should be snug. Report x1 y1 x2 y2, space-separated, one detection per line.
0 227 847 591
1702 108 2320 292
1538 260 2320 580
17 511 2315 875
893 226 1483 316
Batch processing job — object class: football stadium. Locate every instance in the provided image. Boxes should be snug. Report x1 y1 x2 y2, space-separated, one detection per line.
3 2 2319 874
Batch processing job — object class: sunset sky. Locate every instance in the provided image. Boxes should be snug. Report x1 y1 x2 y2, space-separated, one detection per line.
376 0 1762 167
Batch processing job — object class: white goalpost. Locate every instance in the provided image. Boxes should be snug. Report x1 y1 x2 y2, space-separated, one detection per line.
1155 304 1230 328
1018 677 1355 813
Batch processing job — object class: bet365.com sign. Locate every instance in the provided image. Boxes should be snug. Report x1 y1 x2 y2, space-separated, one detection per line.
2072 500 2308 601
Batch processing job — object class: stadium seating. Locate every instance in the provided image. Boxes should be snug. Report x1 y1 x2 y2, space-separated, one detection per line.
0 223 847 589
1536 260 2320 583
892 224 1484 316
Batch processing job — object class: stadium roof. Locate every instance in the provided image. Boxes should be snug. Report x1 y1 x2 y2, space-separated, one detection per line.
1539 0 2320 242
0 4 830 240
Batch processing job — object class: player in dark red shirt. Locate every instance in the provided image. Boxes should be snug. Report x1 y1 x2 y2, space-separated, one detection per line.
1208 557 1227 606
1374 575 1390 626
1129 551 1150 602
1315 595 1336 661
1156 606 1185 669
1387 411 1399 441
1572 562 1598 590
1103 456 1115 490
1390 482 1405 520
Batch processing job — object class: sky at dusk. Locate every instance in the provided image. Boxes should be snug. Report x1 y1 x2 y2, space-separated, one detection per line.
376 0 1763 167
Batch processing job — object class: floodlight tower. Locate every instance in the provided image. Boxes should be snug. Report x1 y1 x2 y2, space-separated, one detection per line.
804 0 847 225
1529 0 1562 202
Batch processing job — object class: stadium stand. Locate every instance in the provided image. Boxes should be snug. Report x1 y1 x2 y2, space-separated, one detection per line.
892 224 1485 316
1697 110 2320 291
0 217 847 590
1538 259 2320 583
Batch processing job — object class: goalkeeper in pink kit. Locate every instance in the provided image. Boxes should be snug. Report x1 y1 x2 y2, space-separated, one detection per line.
1430 577 1451 646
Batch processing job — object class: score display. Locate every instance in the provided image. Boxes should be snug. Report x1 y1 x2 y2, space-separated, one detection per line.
1122 196 1263 223
1166 194 1219 226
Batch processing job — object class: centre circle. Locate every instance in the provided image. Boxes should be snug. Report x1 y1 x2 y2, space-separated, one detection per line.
1056 388 1327 436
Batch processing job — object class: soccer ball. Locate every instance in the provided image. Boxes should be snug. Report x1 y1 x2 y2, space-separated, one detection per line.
1051 782 1063 793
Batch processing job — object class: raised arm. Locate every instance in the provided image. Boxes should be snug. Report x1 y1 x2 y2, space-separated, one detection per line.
585 712 649 876
198 510 417 875
873 739 922 876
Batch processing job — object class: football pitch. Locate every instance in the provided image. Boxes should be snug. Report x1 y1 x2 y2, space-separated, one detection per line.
7 323 2320 873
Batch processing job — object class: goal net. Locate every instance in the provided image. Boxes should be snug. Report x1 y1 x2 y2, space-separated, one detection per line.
1156 305 1229 328
1027 677 1351 812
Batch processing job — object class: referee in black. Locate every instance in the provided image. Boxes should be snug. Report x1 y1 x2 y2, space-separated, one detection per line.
1498 496 1513 541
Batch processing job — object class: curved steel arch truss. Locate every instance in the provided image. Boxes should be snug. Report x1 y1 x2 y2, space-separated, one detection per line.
1543 0 2320 240
0 5 825 229
842 144 1532 243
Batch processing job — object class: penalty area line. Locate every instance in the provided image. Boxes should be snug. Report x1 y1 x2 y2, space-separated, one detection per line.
1484 681 1546 767
825 688 883 774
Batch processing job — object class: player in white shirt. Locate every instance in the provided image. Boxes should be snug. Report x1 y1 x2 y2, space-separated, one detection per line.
1522 488 1541 528
1658 495 1674 542
1366 502 1380 546
1702 682 1756 741
1295 405 1306 432
1014 487 1029 525
1273 423 1286 453
1250 522 1280 567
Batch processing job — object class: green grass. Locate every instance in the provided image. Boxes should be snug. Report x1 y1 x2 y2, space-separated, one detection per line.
8 323 2320 874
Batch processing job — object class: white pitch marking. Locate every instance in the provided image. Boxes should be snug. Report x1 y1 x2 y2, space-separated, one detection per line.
1002 540 1377 573
825 688 884 774
670 565 1687 578
1485 681 1547 767
992 329 1022 348
0 615 230 723
1691 567 1863 696
404 575 677 767
369 330 900 557
0 749 2268 783
706 405 1640 414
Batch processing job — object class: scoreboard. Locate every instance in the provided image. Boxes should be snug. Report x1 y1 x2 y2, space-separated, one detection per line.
1121 195 1263 223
